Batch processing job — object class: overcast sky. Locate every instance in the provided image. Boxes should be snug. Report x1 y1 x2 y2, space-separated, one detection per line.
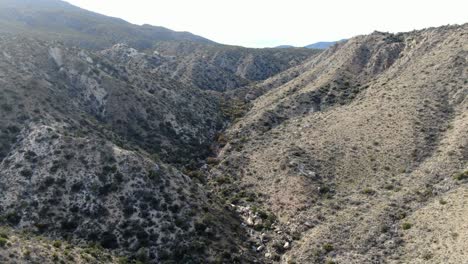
65 0 467 48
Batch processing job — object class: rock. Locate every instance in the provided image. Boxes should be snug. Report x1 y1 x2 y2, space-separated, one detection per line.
49 47 63 67
260 233 270 242
254 218 263 226
246 216 255 226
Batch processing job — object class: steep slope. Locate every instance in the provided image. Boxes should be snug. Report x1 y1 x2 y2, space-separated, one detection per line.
0 35 256 263
0 35 224 165
0 125 252 263
209 24 468 263
0 0 213 50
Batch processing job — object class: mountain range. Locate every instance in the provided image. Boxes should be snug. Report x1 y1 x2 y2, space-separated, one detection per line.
0 0 466 263
275 39 347 50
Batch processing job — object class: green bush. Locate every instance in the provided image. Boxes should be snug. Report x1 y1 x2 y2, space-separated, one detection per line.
20 169 33 178
0 231 8 239
322 243 334 252
53 240 62 248
0 237 8 247
206 157 220 165
215 176 232 185
362 188 376 195
453 170 468 181
402 222 412 230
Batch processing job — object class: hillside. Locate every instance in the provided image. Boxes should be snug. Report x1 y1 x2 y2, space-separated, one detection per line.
0 0 213 50
209 24 468 263
0 35 262 263
0 1 466 262
0 0 319 92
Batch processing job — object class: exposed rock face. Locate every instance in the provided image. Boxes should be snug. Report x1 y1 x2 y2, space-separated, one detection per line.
209 24 468 263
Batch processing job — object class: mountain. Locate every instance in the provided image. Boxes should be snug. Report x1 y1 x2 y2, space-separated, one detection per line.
209 24 468 263
274 40 346 50
0 1 466 263
0 0 213 49
274 45 295 49
304 39 347 49
0 34 264 263
0 2 319 262
0 0 319 92
152 41 319 91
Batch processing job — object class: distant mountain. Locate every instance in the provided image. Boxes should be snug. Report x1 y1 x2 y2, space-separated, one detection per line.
274 45 295 49
305 39 347 49
0 0 214 49
274 39 346 49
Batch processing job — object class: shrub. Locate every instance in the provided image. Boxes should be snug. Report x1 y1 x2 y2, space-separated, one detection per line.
20 169 33 178
0 237 8 247
380 225 390 233
322 243 334 252
0 231 8 239
102 165 117 175
53 240 62 248
319 186 331 194
1 104 12 112
206 157 220 165
148 170 162 183
215 176 232 185
402 222 412 230
362 188 376 195
453 170 468 181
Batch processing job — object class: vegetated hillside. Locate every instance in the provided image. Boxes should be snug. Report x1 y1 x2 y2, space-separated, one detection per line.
0 0 213 50
0 35 259 263
0 36 227 166
209 24 467 263
152 41 320 91
0 226 120 263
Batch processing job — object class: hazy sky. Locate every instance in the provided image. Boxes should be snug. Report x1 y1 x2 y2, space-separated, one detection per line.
65 0 467 48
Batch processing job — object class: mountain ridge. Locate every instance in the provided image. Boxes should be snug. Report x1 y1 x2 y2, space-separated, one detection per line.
0 0 214 50
0 1 466 263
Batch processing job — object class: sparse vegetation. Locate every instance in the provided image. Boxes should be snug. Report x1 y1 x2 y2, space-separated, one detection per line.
322 243 334 253
0 237 8 247
453 170 468 181
402 222 412 230
0 6 464 263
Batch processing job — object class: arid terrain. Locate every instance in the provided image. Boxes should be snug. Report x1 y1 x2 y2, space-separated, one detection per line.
0 0 466 263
